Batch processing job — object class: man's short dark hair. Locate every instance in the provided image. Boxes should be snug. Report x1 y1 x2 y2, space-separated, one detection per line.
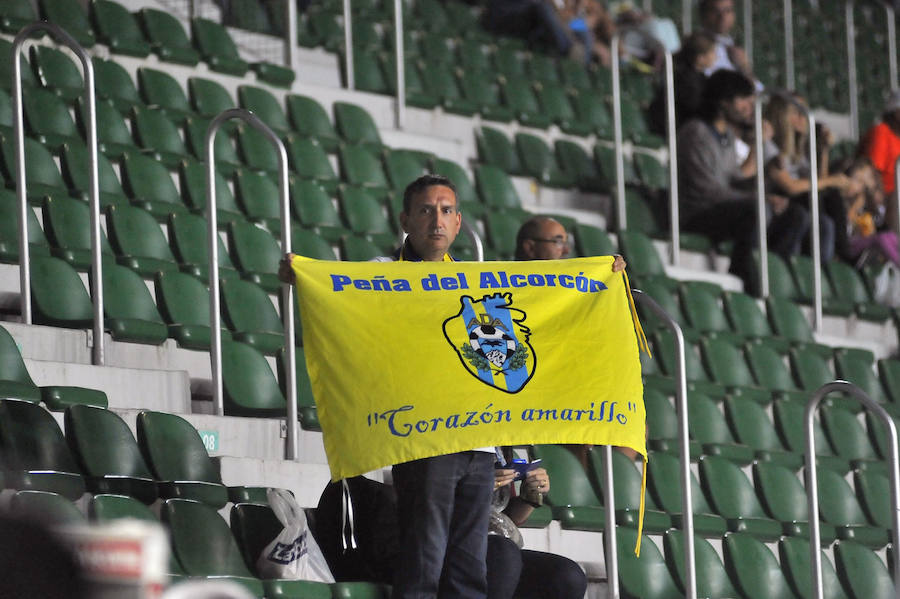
515 216 556 260
699 69 755 120
402 174 458 213
699 0 729 15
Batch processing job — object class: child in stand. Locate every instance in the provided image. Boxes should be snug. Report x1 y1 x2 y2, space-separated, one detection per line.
845 158 900 267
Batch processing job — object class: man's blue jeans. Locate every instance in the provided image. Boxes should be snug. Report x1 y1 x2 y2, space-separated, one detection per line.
391 451 496 599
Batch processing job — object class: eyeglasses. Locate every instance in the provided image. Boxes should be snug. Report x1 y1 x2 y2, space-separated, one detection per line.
530 237 568 247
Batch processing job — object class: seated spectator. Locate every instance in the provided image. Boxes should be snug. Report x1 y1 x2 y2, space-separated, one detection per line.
764 93 853 262
649 31 717 135
861 90 900 234
487 450 586 599
677 70 809 295
845 158 900 267
698 0 756 82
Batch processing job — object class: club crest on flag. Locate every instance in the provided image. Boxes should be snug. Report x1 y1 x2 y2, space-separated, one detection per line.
442 292 536 393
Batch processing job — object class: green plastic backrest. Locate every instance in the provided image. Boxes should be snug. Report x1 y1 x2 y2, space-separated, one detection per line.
341 186 391 235
63 142 124 197
617 230 665 278
31 45 83 91
835 352 886 403
163 498 255 577
43 196 114 255
286 94 338 140
752 461 807 521
276 346 315 407
688 393 735 445
92 0 146 46
3 136 65 190
220 278 283 335
237 125 279 172
702 337 756 387
573 223 615 257
555 140 600 181
815 466 869 525
288 137 337 181
634 152 667 190
24 87 78 139
0 190 47 255
168 212 236 269
820 406 878 461
93 56 141 109
0 324 34 385
474 165 520 209
655 330 709 383
132 106 187 156
773 399 833 455
29 256 94 325
139 8 196 56
699 455 767 519
342 235 383 261
238 85 289 133
538 85 575 123
636 277 681 331
459 69 503 106
827 260 871 304
484 211 522 257
644 388 677 442
192 17 243 62
107 204 176 263
291 180 342 229
340 145 389 189
352 51 390 95
228 221 281 276
94 98 136 148
624 189 660 236
477 126 520 173
101 263 166 323
765 251 801 300
745 342 797 392
789 347 834 391
221 340 286 412
90 493 157 522
384 150 426 190
11 490 86 525
854 469 891 528
0 399 79 472
726 396 783 451
877 358 900 403
180 161 239 215
589 448 657 510
778 536 848 599
514 132 552 178
723 532 797 599
493 46 525 77
39 0 94 45
613 527 682 599
333 101 382 146
767 297 815 343
834 541 894 599
647 451 715 515
0 0 36 25
723 291 773 338
137 68 191 114
65 405 153 479
235 169 280 222
679 282 729 334
292 227 338 261
575 92 612 134
529 444 600 507
137 410 222 483
188 77 235 118
186 117 240 165
123 153 181 206
155 270 210 327
664 529 738 598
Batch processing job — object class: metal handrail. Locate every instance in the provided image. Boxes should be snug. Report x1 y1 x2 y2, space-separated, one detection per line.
283 0 297 69
343 0 354 90
845 1 859 141
804 381 900 599
631 289 696 599
601 444 619 599
784 0 795 91
663 50 679 267
205 109 299 460
460 218 484 262
894 155 900 244
13 23 103 365
610 34 626 232
393 0 405 129
753 93 771 299
888 3 898 91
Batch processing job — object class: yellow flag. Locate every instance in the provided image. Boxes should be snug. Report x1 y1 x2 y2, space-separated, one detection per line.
291 255 646 481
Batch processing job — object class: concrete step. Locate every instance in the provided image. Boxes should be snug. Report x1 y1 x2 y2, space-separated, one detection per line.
214 456 339 509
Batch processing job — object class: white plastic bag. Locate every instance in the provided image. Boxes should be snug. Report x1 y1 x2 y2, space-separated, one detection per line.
256 488 335 583
873 263 900 308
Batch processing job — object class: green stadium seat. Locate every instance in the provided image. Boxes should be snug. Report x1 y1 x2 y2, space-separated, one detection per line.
292 227 338 261
790 346 837 397
161 498 265 597
483 210 523 259
493 45 526 79
572 90 612 139
99 263 169 344
826 260 891 322
137 67 192 122
238 85 291 136
767 297 830 356
642 389 683 453
514 132 575 189
835 350 889 405
227 220 283 293
188 77 235 119
588 448 671 531
688 393 755 464
761 251 802 300
306 10 343 52
384 149 427 190
633 152 668 191
191 17 249 76
726 394 802 467
234 168 283 228
168 212 239 281
91 98 139 159
474 165 521 210
0 189 49 263
180 160 243 224
854 468 892 529
722 291 780 346
276 346 320 430
573 223 616 257
155 270 226 351
121 152 188 219
90 0 150 57
23 87 81 150
621 101 663 148
10 489 86 525
185 117 242 175
138 8 199 65
341 234 386 261
476 126 523 176
529 444 605 530
646 450 727 536
0 88 11 133
290 180 344 240
0 38 35 93
29 255 94 329
699 454 783 539
559 59 592 90
678 282 741 343
554 139 606 193
1 135 69 201
820 406 881 468
38 0 95 47
287 137 340 192
612 527 682 599
107 203 179 276
415 61 476 115
286 94 341 152
0 398 86 499
349 50 390 95
743 341 808 402
42 196 114 270
339 145 390 191
0 0 36 33
773 399 848 472
0 327 42 404
137 410 229 507
536 84 591 136
753 461 835 540
790 255 853 316
30 45 84 101
878 358 900 405
833 540 894 599
527 53 560 84
457 69 514 123
617 230 667 280
65 404 157 503
220 277 284 355
92 56 141 113
778 535 846 599
131 106 189 167
61 142 128 208
237 125 280 173
722 532 798 599
333 102 383 150
816 466 889 547
663 529 738 597
221 340 288 417
701 337 772 403
340 186 393 238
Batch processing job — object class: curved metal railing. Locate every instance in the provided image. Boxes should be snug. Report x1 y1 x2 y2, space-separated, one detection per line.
12 22 103 365
205 109 299 459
